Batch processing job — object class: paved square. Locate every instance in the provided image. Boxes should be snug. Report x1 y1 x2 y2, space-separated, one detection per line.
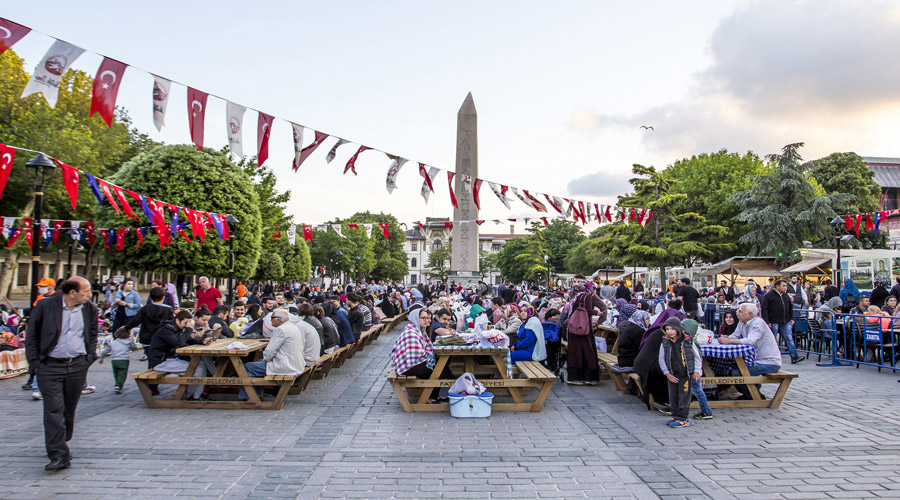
2 324 900 499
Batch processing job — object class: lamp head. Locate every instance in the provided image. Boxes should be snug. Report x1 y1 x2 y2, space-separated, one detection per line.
25 153 57 189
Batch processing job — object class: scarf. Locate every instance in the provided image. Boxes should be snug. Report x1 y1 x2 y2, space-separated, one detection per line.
839 278 860 302
626 310 651 330
617 303 638 326
719 310 738 336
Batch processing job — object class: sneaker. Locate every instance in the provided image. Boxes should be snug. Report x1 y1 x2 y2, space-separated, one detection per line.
668 419 693 428
21 383 33 391
81 385 96 395
658 405 673 416
584 381 598 386
567 380 584 385
693 411 713 420
32 391 42 400
791 356 804 364
114 387 122 394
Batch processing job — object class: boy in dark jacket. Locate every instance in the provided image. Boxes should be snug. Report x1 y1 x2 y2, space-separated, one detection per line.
658 317 702 428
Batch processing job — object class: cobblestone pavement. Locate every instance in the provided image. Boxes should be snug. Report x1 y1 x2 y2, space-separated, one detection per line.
2 324 900 500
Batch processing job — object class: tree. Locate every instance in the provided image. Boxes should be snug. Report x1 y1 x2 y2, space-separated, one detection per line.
806 152 881 215
664 150 767 259
0 49 158 297
255 252 284 280
496 238 531 283
307 211 406 282
95 145 263 279
279 240 312 281
733 143 850 258
542 219 585 273
496 224 550 283
479 250 499 281
425 244 452 281
592 164 732 286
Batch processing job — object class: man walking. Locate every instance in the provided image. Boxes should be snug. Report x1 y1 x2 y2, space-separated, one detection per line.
25 277 98 472
761 279 803 364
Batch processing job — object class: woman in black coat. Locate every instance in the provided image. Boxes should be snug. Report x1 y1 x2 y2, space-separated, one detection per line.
632 329 668 409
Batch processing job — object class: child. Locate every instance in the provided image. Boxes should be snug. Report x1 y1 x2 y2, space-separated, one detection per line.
680 319 713 420
99 327 139 394
658 317 702 428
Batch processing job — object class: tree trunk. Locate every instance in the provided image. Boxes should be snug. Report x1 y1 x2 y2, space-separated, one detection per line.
0 197 35 301
82 240 98 281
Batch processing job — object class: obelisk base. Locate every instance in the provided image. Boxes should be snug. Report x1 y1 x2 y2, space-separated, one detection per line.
449 271 482 285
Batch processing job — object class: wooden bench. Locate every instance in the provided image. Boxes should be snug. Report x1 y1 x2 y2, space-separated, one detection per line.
131 368 300 410
285 365 314 396
513 361 556 412
312 350 338 379
330 344 353 369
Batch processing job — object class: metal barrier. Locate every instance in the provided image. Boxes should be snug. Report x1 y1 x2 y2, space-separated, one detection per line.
796 310 900 371
700 303 732 332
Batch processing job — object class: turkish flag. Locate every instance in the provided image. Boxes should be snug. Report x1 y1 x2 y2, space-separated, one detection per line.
84 221 96 246
344 146 371 176
0 144 15 199
90 57 127 127
113 185 137 219
303 225 314 242
52 220 64 243
444 221 453 228
523 190 547 212
544 194 562 214
97 179 121 215
472 179 483 209
348 223 359 230
219 213 230 239
0 18 30 54
136 227 143 248
294 130 329 171
476 220 485 225
187 87 208 150
379 222 391 238
99 229 111 250
447 172 458 208
257 112 274 166
116 228 128 250
55 159 80 210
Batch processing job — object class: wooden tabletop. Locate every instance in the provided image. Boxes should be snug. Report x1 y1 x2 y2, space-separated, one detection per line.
176 338 269 355
432 346 509 356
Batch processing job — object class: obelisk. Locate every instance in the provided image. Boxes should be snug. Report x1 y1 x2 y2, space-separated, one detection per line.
450 92 480 282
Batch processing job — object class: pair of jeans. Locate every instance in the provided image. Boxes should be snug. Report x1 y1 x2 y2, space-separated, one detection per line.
771 322 797 359
690 378 711 414
238 360 268 400
732 362 781 398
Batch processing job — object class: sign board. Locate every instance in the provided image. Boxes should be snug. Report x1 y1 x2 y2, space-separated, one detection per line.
112 275 125 284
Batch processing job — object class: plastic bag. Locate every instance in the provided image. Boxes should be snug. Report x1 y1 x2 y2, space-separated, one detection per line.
478 330 510 348
694 328 713 345
449 372 486 395
474 313 489 330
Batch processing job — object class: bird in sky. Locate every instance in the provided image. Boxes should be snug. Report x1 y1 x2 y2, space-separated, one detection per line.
640 125 654 130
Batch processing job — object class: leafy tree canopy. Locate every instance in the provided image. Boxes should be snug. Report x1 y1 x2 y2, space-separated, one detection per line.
307 211 407 282
425 244 452 282
806 152 881 215
541 219 585 273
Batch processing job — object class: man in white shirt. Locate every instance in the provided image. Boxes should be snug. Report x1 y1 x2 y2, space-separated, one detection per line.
238 310 305 400
718 302 782 399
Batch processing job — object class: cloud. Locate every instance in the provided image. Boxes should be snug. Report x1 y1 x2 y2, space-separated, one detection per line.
567 169 632 197
571 0 900 161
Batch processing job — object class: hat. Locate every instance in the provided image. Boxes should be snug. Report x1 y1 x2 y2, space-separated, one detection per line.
681 319 699 337
860 291 872 298
37 277 56 287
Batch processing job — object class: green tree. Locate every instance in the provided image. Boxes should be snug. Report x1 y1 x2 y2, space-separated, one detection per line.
564 238 621 276
806 152 881 214
0 49 158 296
496 238 531 283
255 252 284 280
479 250 499 281
733 143 850 258
278 239 311 281
425 244 452 281
542 219 585 273
664 149 766 258
496 224 550 283
95 145 263 279
593 164 732 286
307 211 406 282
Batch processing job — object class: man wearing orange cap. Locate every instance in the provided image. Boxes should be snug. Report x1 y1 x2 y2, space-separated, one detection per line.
34 278 56 307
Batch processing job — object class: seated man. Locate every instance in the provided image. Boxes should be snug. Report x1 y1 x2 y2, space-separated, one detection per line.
431 308 455 341
239 309 305 401
149 311 213 400
717 303 782 399
208 305 234 338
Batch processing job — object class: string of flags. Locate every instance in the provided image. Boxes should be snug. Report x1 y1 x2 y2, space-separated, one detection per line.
1 16 651 223
0 143 232 249
841 209 894 238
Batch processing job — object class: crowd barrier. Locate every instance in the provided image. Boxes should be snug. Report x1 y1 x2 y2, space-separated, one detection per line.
793 310 899 372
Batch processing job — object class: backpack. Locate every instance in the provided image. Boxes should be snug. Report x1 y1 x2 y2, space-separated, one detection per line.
567 292 592 336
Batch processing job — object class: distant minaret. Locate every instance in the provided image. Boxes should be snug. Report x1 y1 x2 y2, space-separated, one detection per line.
450 92 479 280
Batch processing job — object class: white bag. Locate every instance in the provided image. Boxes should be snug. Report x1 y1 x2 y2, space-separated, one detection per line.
477 329 510 348
449 372 486 395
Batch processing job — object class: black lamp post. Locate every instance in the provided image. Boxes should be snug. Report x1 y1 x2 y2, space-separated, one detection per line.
830 216 845 291
26 153 57 307
226 214 239 304
354 255 361 283
335 251 343 284
603 257 611 282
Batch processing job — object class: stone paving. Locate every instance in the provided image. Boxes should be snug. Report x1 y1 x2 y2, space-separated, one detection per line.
2 323 900 500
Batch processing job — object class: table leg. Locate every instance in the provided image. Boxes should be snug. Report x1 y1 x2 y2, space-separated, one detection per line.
735 357 762 400
172 356 202 401
494 355 525 404
230 356 262 405
212 357 228 378
414 355 449 405
135 380 159 409
464 357 475 375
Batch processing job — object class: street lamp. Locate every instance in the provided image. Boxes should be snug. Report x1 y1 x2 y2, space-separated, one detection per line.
335 251 343 284
544 255 549 290
603 257 611 283
226 214 239 304
830 216 855 291
354 255 361 283
26 153 57 307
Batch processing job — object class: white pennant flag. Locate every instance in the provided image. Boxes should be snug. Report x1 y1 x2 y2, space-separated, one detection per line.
331 224 345 238
151 75 171 131
385 155 407 194
21 40 85 108
226 101 246 158
511 188 534 210
585 203 593 222
290 123 304 170
462 175 474 196
70 221 82 240
326 139 349 163
488 182 511 209
420 166 440 203
1 217 17 238
287 224 296 245
363 223 373 238
316 224 327 232
492 219 502 225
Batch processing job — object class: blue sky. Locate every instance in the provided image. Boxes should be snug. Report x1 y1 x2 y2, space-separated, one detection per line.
5 1 900 230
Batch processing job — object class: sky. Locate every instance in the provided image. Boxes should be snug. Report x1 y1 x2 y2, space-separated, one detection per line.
5 1 900 233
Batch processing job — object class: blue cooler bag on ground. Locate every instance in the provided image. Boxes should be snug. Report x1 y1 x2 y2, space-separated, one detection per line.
448 392 493 418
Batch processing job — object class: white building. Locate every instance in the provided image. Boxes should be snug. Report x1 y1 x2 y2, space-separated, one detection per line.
403 217 528 285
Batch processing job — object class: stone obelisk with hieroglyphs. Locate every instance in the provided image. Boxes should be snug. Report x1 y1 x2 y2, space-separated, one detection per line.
450 92 480 282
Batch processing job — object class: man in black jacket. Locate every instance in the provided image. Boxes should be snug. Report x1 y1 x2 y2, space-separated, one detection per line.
120 286 173 365
615 281 632 302
761 279 802 364
346 293 365 341
25 277 98 472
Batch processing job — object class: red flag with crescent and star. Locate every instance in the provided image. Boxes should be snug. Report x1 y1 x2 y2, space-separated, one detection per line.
303 225 314 242
379 222 391 238
0 18 30 55
447 172 458 208
55 159 80 210
257 112 274 166
112 185 137 220
0 144 15 199
187 87 208 150
96 179 121 215
344 146 371 176
116 228 129 251
90 57 128 127
83 221 96 246
294 130 329 171
52 220 64 243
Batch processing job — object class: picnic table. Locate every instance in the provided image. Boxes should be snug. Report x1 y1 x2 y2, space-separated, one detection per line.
696 340 796 408
131 338 308 410
388 346 555 412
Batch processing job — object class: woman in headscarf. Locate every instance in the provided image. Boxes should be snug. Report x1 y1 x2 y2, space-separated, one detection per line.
465 303 486 326
839 278 860 313
167 283 180 309
494 304 523 346
510 305 547 363
562 285 606 385
616 300 638 328
632 326 669 409
613 309 652 371
816 296 843 327
389 308 448 402
732 282 760 310
718 310 739 338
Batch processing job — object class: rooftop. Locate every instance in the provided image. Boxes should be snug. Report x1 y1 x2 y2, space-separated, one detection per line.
863 157 900 188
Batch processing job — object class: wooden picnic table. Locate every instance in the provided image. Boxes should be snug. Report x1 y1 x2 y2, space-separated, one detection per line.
388 346 556 412
131 338 306 410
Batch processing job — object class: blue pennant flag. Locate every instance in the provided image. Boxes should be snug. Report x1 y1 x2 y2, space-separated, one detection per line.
210 213 224 240
171 207 180 240
83 173 105 206
78 229 88 247
139 195 156 223
874 212 882 237
43 228 53 248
